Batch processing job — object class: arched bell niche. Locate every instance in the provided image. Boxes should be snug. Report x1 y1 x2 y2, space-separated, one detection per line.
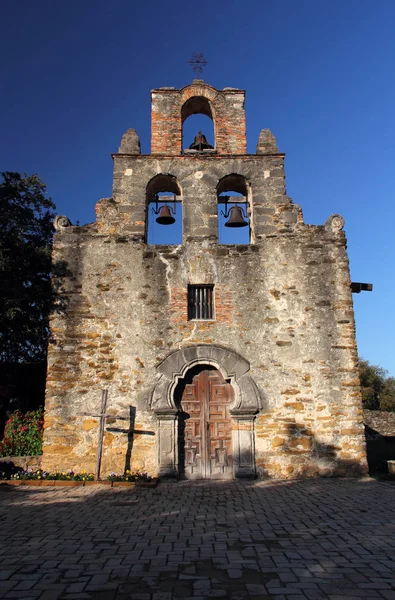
146 173 182 245
217 173 252 244
181 96 215 154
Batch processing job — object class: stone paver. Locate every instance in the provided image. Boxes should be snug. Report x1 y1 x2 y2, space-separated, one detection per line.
0 478 394 599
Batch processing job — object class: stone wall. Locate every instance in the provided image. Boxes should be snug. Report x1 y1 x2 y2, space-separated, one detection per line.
43 171 367 477
42 81 367 479
107 154 290 243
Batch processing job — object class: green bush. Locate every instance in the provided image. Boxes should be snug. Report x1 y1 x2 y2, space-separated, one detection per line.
0 409 44 457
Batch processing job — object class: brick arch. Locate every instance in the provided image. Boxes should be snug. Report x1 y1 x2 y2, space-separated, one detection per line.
181 95 216 152
180 85 227 135
180 85 223 152
150 344 262 413
181 96 215 122
180 82 219 94
180 83 220 105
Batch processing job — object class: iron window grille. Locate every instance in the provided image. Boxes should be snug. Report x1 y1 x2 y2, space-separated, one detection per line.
188 285 214 320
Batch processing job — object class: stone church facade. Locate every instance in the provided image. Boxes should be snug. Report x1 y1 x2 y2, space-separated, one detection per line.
42 80 368 479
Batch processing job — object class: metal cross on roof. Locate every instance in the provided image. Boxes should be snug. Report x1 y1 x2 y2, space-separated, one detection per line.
188 52 207 75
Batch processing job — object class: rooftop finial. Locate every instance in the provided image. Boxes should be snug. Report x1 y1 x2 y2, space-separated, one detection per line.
188 52 207 76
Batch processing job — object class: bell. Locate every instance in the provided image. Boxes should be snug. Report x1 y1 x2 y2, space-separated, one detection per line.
189 131 214 151
156 205 176 225
224 205 248 228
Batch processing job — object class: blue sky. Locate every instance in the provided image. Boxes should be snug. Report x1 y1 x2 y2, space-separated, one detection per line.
1 0 394 376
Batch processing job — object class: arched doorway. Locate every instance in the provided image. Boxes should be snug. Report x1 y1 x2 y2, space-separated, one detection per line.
151 345 263 479
175 365 234 480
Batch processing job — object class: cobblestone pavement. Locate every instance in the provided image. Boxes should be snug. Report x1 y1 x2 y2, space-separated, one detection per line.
0 478 395 600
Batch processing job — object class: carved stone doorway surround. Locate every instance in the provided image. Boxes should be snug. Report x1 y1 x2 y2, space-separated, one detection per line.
150 345 262 479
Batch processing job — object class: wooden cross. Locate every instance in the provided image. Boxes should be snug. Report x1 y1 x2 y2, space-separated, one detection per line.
81 391 154 480
82 389 111 480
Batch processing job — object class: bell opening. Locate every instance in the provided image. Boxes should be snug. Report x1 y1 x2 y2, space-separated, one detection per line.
217 178 250 244
147 183 182 245
182 111 214 154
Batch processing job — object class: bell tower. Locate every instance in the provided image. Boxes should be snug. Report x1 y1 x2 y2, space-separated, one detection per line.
151 81 246 155
111 79 294 246
43 78 368 481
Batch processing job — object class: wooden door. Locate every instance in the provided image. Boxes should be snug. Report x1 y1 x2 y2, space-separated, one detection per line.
180 369 233 480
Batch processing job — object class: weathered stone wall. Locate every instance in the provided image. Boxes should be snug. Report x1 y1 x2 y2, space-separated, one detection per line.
107 154 291 243
43 156 367 478
42 81 367 479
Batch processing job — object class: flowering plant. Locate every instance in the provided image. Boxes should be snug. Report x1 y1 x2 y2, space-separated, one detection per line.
0 409 44 457
0 468 94 481
71 470 95 481
107 470 153 482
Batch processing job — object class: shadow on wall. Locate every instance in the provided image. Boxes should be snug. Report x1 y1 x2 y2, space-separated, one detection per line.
109 414 366 481
106 406 156 475
45 253 90 412
257 422 367 479
51 259 72 316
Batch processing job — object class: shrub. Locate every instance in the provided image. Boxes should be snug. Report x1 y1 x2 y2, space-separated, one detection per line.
0 409 44 457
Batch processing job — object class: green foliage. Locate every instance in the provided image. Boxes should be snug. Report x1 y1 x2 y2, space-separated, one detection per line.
380 377 395 412
0 172 55 363
359 358 395 412
0 409 44 456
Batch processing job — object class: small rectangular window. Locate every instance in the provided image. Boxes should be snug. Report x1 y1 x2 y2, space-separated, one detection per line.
188 285 214 320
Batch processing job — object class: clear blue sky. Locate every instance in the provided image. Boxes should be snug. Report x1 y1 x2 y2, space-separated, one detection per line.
1 0 394 376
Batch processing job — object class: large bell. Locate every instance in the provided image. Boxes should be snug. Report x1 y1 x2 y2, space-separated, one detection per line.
156 205 176 225
224 205 248 228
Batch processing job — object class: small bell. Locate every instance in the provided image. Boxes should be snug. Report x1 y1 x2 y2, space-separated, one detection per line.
224 205 248 228
189 131 214 151
156 205 176 225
